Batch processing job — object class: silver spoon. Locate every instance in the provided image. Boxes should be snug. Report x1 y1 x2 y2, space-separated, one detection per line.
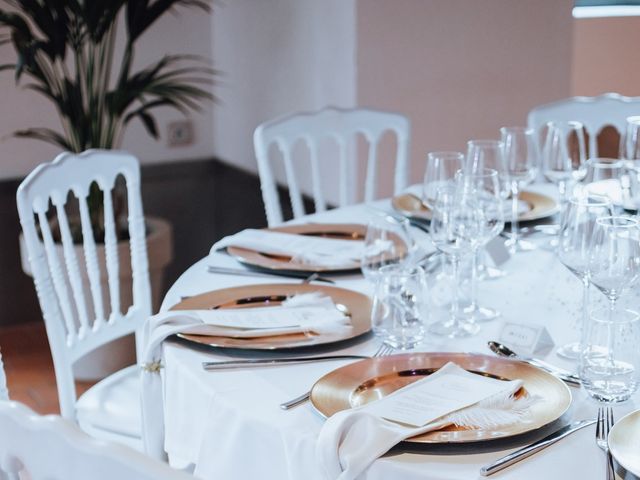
487 341 581 386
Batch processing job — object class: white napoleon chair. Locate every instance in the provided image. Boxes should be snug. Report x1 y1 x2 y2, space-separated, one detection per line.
254 106 410 226
0 401 192 480
16 150 151 450
528 92 640 158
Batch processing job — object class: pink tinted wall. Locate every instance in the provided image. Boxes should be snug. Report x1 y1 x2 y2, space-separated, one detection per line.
572 16 640 97
357 0 574 192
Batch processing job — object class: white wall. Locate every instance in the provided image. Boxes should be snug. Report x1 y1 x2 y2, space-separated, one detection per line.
357 0 575 194
0 6 215 180
211 0 357 179
572 15 640 97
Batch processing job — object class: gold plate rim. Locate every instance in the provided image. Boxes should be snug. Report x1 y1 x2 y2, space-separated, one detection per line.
171 283 372 350
609 409 640 477
226 223 366 273
391 190 559 224
310 352 572 444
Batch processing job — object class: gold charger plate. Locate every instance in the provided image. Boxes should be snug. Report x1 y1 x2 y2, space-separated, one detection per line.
310 352 571 444
226 223 366 274
391 191 559 223
172 283 372 350
609 409 640 478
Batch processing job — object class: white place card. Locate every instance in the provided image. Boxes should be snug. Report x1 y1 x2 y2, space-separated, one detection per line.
485 236 511 267
364 363 521 427
498 321 555 356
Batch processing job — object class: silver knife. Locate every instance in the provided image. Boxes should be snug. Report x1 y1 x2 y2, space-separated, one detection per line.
479 419 595 476
202 354 368 371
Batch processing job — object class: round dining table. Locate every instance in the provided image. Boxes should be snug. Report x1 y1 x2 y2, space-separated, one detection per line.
158 186 640 480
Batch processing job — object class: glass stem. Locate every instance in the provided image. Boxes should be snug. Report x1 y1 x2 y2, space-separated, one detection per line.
580 277 590 348
511 181 520 247
450 255 461 325
470 248 479 312
607 296 617 368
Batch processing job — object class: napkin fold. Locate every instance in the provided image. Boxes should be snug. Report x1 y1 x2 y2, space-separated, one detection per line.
211 228 365 268
316 362 531 480
140 293 350 459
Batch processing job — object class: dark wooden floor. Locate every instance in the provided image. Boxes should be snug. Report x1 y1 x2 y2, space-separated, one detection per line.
0 321 93 414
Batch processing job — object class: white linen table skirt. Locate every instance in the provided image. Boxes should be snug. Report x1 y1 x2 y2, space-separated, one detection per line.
158 190 640 480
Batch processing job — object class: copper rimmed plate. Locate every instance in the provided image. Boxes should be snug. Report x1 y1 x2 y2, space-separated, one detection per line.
609 409 640 478
226 223 366 274
172 283 372 350
392 191 558 223
310 352 571 444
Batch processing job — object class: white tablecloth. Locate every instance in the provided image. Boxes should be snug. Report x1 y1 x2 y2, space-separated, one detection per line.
158 190 640 480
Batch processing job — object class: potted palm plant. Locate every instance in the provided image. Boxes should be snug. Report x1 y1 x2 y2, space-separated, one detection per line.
1 0 215 379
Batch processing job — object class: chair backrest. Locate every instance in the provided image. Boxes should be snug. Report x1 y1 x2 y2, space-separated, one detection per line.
0 401 191 480
0 350 7 401
254 106 410 226
16 150 151 419
528 93 640 158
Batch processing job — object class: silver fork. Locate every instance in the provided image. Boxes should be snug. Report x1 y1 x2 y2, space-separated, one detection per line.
595 406 615 480
279 343 395 410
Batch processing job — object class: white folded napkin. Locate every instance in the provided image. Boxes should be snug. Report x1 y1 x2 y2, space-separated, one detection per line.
316 362 533 480
140 293 351 459
211 228 365 268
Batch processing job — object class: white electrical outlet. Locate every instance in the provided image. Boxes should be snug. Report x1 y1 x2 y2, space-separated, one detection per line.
167 120 194 147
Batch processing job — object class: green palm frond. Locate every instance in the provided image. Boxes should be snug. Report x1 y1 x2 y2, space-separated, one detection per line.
0 0 215 152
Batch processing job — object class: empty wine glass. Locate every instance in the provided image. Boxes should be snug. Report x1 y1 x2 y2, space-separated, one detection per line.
455 168 504 322
556 194 612 359
622 116 640 209
466 140 508 279
429 185 479 337
588 216 640 319
423 151 464 209
582 158 625 209
361 214 415 283
500 127 539 253
371 265 428 349
542 120 588 203
580 306 640 403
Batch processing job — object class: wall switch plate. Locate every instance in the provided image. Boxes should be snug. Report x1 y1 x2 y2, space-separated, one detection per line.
167 120 194 147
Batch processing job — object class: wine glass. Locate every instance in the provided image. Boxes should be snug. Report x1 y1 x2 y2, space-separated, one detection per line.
500 127 539 253
423 151 464 209
455 168 505 322
466 140 508 279
542 120 588 203
361 214 415 283
588 216 640 319
429 185 479 337
556 194 612 359
622 116 640 209
582 158 625 209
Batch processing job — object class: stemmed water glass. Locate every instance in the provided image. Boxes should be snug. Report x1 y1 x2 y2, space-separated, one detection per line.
622 116 640 209
582 158 625 209
583 216 640 401
500 127 539 253
556 194 612 359
542 120 588 203
429 185 478 337
423 151 464 209
455 168 505 322
588 216 640 320
466 140 509 279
